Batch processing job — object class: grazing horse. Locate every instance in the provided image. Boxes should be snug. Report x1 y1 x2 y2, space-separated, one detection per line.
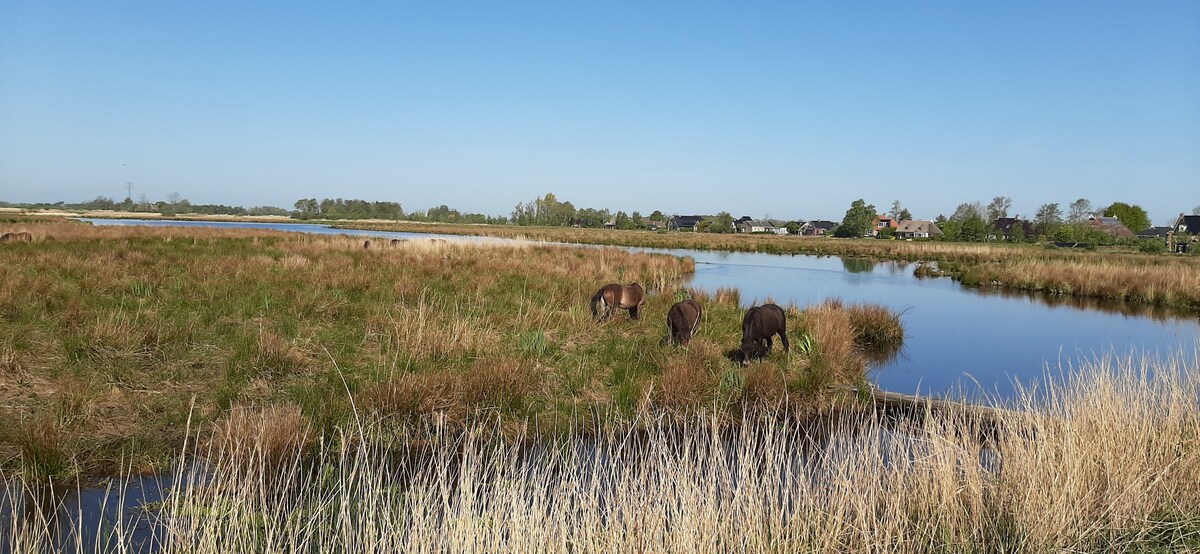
390 238 406 246
0 232 32 243
363 240 372 250
740 304 789 361
667 299 703 346
590 283 646 321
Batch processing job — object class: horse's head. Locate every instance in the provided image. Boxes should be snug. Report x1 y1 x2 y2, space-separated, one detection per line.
740 337 763 361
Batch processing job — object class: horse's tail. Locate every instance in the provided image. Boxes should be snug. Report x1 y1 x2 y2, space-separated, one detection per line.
590 289 605 319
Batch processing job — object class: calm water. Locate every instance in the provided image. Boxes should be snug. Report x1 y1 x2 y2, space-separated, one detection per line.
78 218 1200 398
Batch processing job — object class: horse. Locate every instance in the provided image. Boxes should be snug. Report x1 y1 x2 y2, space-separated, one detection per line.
590 283 646 321
390 238 406 246
363 240 372 250
740 304 789 361
666 299 703 346
0 232 32 243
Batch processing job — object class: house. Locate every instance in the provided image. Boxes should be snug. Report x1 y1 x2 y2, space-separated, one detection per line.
1172 214 1200 253
872 215 899 236
667 212 700 229
604 217 617 229
1087 216 1135 238
804 220 837 236
1136 227 1174 239
1175 214 1200 237
646 220 665 231
992 217 1035 241
737 219 789 235
895 220 943 240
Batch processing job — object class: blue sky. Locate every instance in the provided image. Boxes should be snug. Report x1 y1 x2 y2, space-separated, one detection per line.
1 1 1197 223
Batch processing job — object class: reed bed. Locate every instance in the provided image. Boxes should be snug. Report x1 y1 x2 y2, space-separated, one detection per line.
338 221 1200 312
4 349 1198 552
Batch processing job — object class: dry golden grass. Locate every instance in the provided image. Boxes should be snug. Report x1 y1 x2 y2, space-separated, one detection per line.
207 404 312 475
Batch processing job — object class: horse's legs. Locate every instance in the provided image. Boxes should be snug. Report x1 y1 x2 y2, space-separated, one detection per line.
779 330 790 352
628 305 639 320
764 336 773 354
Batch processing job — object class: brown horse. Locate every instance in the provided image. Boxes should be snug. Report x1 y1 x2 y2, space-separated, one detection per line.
0 232 32 243
390 238 406 246
591 283 645 321
667 299 703 346
740 304 789 361
363 239 372 250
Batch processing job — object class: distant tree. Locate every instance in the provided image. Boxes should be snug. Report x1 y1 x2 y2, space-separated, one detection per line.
834 199 876 238
649 210 665 222
1053 224 1077 243
1068 198 1093 223
706 212 735 233
614 211 632 229
630 211 644 229
786 221 801 235
960 216 988 242
1193 205 1200 216
934 214 947 224
1035 203 1063 236
898 208 912 221
166 192 184 209
878 226 896 239
938 220 961 241
950 202 984 222
1102 202 1151 231
1010 221 1027 243
889 200 904 219
986 196 1012 222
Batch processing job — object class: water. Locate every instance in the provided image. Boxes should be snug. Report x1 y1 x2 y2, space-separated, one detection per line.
77 218 1200 398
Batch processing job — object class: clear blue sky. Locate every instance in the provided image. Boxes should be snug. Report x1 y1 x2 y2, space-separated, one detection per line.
2 1 1197 223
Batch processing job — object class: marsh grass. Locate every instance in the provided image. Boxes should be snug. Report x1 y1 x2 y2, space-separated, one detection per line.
5 350 1199 552
1 221 712 476
338 220 1200 312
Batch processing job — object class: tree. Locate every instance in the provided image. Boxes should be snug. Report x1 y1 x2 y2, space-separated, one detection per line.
706 212 735 233
614 211 633 230
649 210 665 222
785 221 801 235
1102 202 1151 232
950 202 984 223
889 200 904 219
1068 198 1093 224
986 196 1012 222
898 208 912 221
834 199 876 238
1193 205 1200 216
1035 203 1063 236
630 211 644 229
960 217 989 242
1010 221 1026 243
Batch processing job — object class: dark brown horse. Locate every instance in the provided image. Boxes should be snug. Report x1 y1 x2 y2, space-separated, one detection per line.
363 239 372 250
667 300 703 346
0 232 32 243
741 304 789 361
390 238 406 246
591 283 646 321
